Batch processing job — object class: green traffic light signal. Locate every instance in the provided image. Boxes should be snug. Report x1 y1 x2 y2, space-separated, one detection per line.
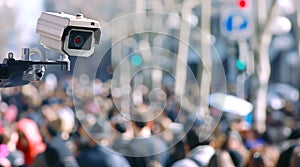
236 59 246 71
131 54 143 67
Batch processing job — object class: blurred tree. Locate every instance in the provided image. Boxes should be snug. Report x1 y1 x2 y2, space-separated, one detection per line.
251 0 278 133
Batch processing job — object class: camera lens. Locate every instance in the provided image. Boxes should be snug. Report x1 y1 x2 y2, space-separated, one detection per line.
74 35 84 47
68 30 93 50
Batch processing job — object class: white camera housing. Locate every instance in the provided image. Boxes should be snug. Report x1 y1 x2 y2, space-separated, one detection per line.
36 12 101 57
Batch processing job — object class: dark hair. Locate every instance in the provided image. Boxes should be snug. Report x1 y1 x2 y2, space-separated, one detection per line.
0 135 3 144
186 128 210 150
47 124 59 137
115 123 126 133
289 128 300 140
251 152 264 167
133 121 147 129
228 150 243 167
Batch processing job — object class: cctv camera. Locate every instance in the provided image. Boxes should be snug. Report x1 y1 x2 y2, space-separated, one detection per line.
36 12 101 57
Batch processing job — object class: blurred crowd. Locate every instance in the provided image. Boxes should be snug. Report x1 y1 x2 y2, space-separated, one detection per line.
0 0 299 166
0 74 299 167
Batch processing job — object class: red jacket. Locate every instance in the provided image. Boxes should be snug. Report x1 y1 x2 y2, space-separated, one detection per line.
16 118 46 166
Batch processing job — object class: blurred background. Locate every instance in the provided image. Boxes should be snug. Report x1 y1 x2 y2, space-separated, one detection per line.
0 0 300 166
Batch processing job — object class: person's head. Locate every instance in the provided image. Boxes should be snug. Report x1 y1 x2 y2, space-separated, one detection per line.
57 107 75 139
130 108 153 137
115 123 127 134
78 114 112 147
208 151 236 167
211 132 227 150
132 120 147 129
226 130 243 150
186 128 212 150
16 118 44 148
184 115 213 150
290 145 300 167
248 145 280 167
41 107 63 141
41 118 62 141
42 96 63 112
16 118 46 165
288 128 300 140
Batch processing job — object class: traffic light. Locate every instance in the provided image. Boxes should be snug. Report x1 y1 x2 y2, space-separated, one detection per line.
236 59 246 72
237 0 249 9
130 54 143 67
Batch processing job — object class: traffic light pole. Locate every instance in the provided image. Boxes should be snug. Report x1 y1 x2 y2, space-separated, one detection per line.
236 41 254 98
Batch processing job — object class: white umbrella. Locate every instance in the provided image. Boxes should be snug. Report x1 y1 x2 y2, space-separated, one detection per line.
208 93 253 116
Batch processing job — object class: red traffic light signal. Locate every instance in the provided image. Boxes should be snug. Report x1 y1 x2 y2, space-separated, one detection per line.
237 0 249 9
